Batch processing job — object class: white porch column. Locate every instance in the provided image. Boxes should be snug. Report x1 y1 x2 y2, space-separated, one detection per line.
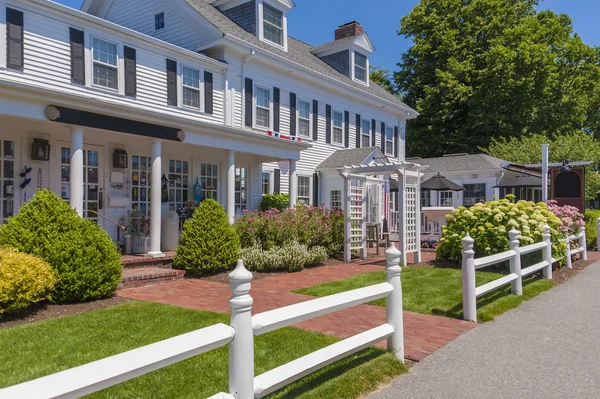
343 177 351 263
148 140 163 257
70 127 84 217
227 151 236 224
289 159 297 208
414 174 422 264
398 172 407 266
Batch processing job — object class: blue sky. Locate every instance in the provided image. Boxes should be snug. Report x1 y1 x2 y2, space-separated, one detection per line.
56 0 600 74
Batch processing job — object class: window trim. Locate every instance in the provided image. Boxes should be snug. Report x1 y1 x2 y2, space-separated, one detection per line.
361 118 371 148
332 109 344 146
330 189 342 210
180 64 203 111
154 12 165 31
253 85 272 131
90 35 120 93
296 98 312 138
257 0 288 51
439 190 454 207
353 51 368 84
463 183 487 206
297 175 311 205
261 171 273 196
385 125 394 156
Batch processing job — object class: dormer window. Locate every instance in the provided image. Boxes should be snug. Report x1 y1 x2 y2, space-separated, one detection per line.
263 4 283 46
354 52 367 83
154 12 165 31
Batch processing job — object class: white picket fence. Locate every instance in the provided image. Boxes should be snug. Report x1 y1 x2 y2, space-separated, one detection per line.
0 245 405 399
461 224 587 322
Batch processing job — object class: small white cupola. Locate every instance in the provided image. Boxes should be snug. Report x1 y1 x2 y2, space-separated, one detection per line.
213 0 295 52
312 21 375 86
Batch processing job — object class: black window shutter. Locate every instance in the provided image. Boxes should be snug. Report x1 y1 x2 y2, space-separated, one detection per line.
394 126 399 158
204 71 213 114
312 100 319 141
274 168 281 193
325 104 332 144
273 87 280 132
312 173 319 207
124 46 137 97
6 8 24 71
290 92 297 136
380 122 386 153
166 59 178 106
371 119 377 147
245 78 253 127
344 111 350 148
69 28 85 85
355 114 361 148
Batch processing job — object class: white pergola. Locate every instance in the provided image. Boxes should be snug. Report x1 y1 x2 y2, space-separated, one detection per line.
337 161 427 266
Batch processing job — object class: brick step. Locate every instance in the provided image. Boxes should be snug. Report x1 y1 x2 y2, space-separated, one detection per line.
121 252 176 269
119 267 185 290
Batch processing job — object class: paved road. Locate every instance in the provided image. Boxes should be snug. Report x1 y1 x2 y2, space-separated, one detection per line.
370 262 600 399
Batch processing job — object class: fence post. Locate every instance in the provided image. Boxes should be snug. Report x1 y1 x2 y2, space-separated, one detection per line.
579 227 588 261
461 233 477 323
508 228 522 296
385 243 404 363
565 235 573 269
228 260 254 399
543 225 553 279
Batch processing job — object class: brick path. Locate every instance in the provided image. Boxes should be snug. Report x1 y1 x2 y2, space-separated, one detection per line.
119 251 473 361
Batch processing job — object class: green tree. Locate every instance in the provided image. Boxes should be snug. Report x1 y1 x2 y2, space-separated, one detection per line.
370 66 397 95
484 132 600 199
396 0 600 157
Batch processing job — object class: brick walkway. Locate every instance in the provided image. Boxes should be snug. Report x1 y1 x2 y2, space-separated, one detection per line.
119 251 473 361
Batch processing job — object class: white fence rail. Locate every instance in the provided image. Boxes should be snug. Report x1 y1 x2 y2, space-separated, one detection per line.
461 225 587 323
0 246 405 399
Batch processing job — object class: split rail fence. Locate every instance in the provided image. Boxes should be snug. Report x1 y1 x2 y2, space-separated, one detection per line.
0 245 406 399
462 224 587 322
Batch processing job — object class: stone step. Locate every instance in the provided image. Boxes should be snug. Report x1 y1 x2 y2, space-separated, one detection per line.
119 267 185 290
121 252 176 269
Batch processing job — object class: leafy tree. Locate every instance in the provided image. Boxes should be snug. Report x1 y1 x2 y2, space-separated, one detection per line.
370 66 397 95
396 0 600 157
484 132 600 199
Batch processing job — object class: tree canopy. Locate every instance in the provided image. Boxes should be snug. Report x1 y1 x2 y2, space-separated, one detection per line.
370 66 397 95
484 132 600 200
396 0 600 157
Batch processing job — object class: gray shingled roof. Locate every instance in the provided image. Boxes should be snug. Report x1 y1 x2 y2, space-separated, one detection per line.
411 154 506 174
311 35 356 52
184 0 413 110
317 147 385 169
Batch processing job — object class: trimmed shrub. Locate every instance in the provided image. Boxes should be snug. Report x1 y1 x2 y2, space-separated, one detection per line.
260 193 290 211
0 248 56 316
584 209 600 250
0 190 122 302
436 198 566 264
173 199 239 274
240 241 328 272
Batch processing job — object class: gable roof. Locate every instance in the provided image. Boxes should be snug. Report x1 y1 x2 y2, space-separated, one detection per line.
183 0 413 112
410 154 506 174
317 146 387 169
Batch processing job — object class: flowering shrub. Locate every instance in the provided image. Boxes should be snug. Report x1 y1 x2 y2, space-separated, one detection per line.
545 200 584 236
234 204 344 257
119 209 150 237
240 241 328 272
436 197 567 263
261 193 290 211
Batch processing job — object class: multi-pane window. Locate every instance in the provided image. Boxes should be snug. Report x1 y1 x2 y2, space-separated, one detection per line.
263 4 283 46
354 52 367 83
298 176 310 205
385 126 394 155
168 159 189 211
463 183 486 206
235 167 247 214
131 155 151 217
200 163 218 201
1 141 15 224
361 119 371 148
256 87 271 128
92 37 118 90
298 99 311 137
421 189 431 208
182 66 201 109
331 190 342 210
440 191 453 207
155 12 165 30
332 110 343 145
262 172 271 195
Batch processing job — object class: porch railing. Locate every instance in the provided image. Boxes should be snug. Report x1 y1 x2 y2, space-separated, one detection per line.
86 210 126 245
0 245 405 399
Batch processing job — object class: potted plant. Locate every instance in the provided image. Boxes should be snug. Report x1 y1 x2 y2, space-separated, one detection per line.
120 209 150 254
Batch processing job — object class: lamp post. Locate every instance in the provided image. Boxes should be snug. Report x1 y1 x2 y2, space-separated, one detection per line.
542 144 549 202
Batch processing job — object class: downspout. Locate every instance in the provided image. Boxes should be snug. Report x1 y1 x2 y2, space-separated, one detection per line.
241 50 256 129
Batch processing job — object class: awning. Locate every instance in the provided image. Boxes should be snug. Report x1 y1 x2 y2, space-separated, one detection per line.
421 173 464 191
493 175 545 188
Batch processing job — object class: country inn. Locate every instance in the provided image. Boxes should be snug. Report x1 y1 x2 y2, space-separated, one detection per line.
0 0 422 261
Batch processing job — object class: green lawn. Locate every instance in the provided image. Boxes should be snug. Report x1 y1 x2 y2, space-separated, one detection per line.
0 301 406 399
294 267 555 322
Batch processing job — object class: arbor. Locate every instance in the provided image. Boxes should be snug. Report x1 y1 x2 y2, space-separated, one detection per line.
396 0 600 157
484 132 600 199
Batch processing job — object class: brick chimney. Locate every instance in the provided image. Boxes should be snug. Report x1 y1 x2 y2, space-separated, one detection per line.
335 21 364 41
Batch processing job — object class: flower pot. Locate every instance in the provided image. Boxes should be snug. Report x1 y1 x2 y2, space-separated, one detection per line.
131 236 150 255
124 234 132 255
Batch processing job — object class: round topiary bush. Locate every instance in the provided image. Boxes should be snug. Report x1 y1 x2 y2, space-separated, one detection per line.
0 190 122 302
0 248 56 316
173 199 239 274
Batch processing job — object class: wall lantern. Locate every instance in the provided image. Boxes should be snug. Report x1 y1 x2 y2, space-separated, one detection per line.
31 138 50 161
113 149 128 169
